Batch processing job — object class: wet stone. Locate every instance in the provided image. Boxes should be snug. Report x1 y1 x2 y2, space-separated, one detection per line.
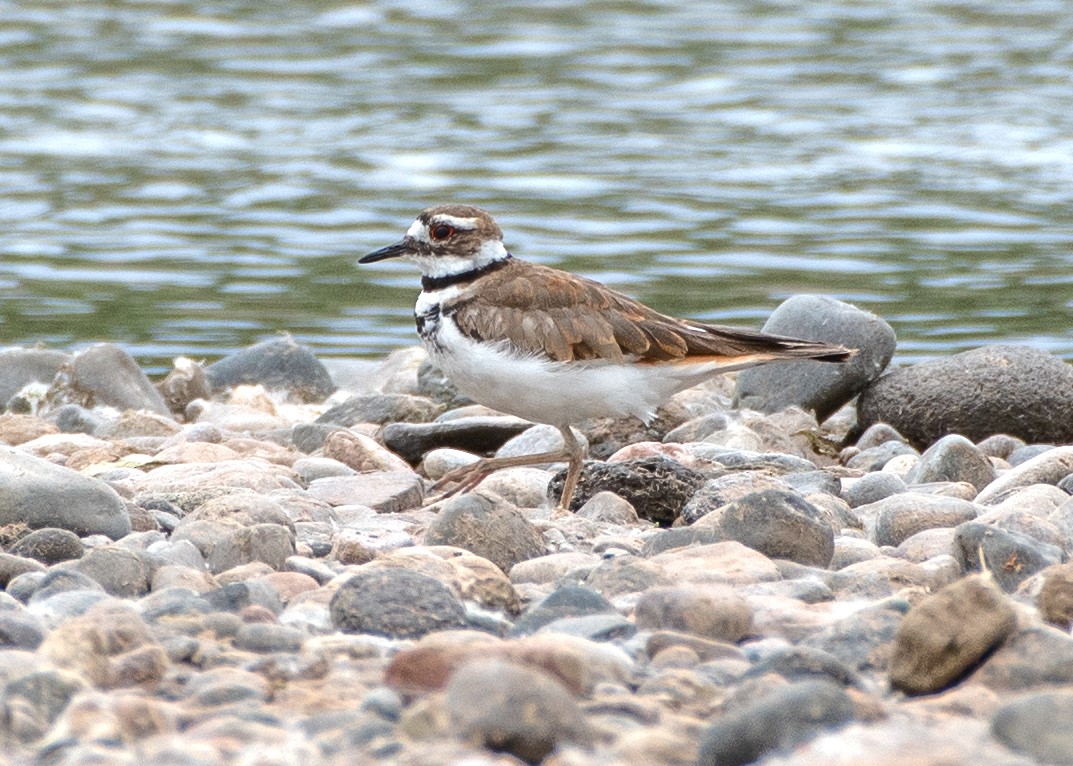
330 568 467 638
549 456 704 521
890 574 1017 695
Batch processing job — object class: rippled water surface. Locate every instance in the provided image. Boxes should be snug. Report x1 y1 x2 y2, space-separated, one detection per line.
2 0 1072 375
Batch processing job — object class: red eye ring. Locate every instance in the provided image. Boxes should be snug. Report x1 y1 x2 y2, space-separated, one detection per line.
430 223 454 241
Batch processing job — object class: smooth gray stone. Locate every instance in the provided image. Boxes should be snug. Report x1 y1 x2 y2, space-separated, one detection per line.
0 447 131 539
735 295 895 421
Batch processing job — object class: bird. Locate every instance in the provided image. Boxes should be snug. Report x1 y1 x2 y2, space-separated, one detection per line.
360 204 855 510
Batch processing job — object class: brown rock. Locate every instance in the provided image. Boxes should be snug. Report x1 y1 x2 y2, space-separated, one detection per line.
1040 562 1073 629
649 541 782 585
0 414 57 446
306 472 424 512
445 659 593 763
322 429 411 473
634 585 752 643
890 574 1017 695
423 493 545 573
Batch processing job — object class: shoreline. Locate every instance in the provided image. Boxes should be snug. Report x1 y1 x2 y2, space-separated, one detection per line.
0 309 1071 764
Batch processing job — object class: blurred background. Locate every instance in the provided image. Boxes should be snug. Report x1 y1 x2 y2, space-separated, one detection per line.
1 0 1071 376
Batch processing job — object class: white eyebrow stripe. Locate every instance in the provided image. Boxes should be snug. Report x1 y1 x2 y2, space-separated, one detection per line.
430 214 479 230
406 218 429 242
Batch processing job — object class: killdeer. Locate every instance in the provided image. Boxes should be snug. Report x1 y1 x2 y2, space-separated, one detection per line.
361 205 854 510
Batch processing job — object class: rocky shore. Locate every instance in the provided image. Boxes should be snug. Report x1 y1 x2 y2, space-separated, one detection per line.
2 296 1073 765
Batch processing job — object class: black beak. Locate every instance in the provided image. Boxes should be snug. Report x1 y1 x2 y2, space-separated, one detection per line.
359 240 412 264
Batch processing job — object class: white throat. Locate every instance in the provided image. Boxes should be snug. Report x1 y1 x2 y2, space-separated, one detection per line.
413 238 510 279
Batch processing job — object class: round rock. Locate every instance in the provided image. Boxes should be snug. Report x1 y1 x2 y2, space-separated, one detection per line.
424 493 545 573
205 336 334 402
0 447 131 539
9 528 84 565
856 345 1073 449
734 295 895 422
445 659 592 763
549 456 705 522
329 568 466 638
904 434 995 494
634 585 752 643
698 679 854 766
992 690 1073 764
889 574 1017 695
699 489 835 567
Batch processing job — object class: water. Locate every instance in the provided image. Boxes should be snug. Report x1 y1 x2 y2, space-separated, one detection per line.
2 0 1072 376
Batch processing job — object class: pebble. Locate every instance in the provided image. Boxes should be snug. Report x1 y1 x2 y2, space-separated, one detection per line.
316 392 441 427
330 568 467 638
306 471 424 512
8 336 1073 765
0 347 70 406
444 659 593 763
548 456 704 520
904 433 996 493
734 295 895 421
954 521 1063 592
696 489 835 567
991 690 1073 764
861 493 979 547
634 585 752 642
424 493 545 573
381 416 532 464
889 574 1016 695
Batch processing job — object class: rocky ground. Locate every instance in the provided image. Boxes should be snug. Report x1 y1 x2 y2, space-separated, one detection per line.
2 297 1073 765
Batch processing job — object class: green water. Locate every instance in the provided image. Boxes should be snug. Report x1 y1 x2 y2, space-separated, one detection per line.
1 0 1071 375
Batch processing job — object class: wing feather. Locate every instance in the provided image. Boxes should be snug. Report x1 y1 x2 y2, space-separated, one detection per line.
445 260 852 365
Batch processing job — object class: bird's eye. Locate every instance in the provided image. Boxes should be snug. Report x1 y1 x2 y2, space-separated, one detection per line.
430 224 454 241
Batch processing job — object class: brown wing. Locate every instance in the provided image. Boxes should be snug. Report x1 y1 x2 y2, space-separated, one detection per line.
447 260 853 365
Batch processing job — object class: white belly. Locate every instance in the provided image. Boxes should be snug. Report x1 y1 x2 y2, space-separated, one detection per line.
425 317 725 426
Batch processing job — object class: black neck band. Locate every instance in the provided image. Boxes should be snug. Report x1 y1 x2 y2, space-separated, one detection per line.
421 255 512 292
